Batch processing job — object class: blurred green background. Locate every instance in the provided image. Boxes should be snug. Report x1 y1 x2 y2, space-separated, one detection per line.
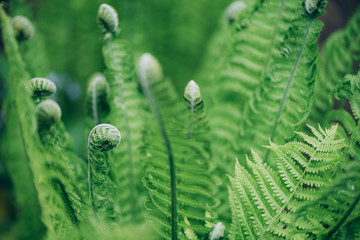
0 0 359 237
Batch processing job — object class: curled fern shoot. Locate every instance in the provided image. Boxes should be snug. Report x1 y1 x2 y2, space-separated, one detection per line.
12 15 34 41
30 77 56 101
85 73 110 125
97 3 118 33
229 124 346 239
88 124 121 220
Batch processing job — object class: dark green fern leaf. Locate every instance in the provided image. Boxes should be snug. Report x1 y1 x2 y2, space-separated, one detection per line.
291 161 360 239
310 6 360 124
229 124 346 239
324 71 360 163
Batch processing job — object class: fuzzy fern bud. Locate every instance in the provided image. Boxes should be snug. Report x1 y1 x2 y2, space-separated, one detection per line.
209 222 225 240
30 77 56 100
184 80 202 105
12 15 34 41
138 53 164 86
225 1 247 25
97 4 118 33
88 124 121 152
36 99 61 129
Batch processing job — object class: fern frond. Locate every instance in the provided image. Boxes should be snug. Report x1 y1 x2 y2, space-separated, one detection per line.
1 6 91 239
138 56 217 239
238 4 325 163
0 6 46 238
292 161 360 239
214 0 300 105
310 6 360 124
229 124 346 239
101 33 147 223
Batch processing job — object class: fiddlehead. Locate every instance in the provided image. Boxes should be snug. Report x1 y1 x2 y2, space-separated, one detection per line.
36 99 61 131
12 15 34 41
97 4 118 33
88 124 121 219
30 77 56 101
85 73 110 125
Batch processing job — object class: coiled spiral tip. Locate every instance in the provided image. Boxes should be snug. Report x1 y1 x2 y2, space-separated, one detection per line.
36 99 61 129
184 80 202 105
86 73 110 121
12 15 34 41
225 1 247 25
30 77 56 99
138 53 163 86
97 4 118 33
89 124 121 152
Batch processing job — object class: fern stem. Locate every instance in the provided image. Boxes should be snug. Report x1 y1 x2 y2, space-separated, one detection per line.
140 81 178 240
323 192 360 239
264 18 315 163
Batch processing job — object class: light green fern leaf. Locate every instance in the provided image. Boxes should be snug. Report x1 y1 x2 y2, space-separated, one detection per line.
238 3 325 163
229 124 346 239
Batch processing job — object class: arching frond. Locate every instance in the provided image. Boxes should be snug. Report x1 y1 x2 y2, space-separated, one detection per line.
229 124 346 239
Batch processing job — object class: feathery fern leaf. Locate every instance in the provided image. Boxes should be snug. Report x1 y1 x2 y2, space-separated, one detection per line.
214 0 300 105
138 55 217 239
101 32 147 223
229 124 346 239
238 3 325 163
310 6 360 124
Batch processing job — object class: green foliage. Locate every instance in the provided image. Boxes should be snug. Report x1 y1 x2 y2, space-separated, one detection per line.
310 6 360 124
292 161 360 239
229 124 346 239
1 1 360 240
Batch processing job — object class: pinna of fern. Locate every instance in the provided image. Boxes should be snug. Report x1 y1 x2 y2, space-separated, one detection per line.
138 53 218 239
229 124 346 239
